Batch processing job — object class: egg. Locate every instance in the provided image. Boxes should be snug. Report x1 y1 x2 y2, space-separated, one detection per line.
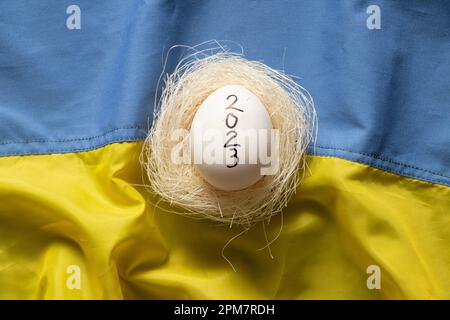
190 84 273 191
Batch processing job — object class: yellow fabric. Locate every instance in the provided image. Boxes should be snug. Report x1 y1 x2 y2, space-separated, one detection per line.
0 142 449 299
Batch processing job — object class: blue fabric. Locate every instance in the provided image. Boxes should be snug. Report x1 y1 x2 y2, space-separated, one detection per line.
0 0 449 186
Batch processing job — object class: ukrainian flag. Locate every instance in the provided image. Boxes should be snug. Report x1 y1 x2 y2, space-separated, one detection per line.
0 0 449 299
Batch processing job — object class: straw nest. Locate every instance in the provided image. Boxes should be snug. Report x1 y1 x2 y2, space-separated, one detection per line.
142 50 315 227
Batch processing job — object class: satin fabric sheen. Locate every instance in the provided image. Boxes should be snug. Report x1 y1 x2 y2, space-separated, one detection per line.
0 142 448 299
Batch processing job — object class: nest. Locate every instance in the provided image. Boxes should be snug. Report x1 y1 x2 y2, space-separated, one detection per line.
142 49 315 227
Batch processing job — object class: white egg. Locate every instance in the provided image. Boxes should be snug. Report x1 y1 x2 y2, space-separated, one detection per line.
190 84 273 191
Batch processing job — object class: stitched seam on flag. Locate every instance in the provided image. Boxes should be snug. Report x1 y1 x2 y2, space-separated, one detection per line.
311 154 450 188
0 126 147 145
313 145 450 179
1 129 448 187
310 146 450 187
1 136 144 157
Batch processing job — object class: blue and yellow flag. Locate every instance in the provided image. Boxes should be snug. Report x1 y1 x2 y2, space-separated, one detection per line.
0 0 449 299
